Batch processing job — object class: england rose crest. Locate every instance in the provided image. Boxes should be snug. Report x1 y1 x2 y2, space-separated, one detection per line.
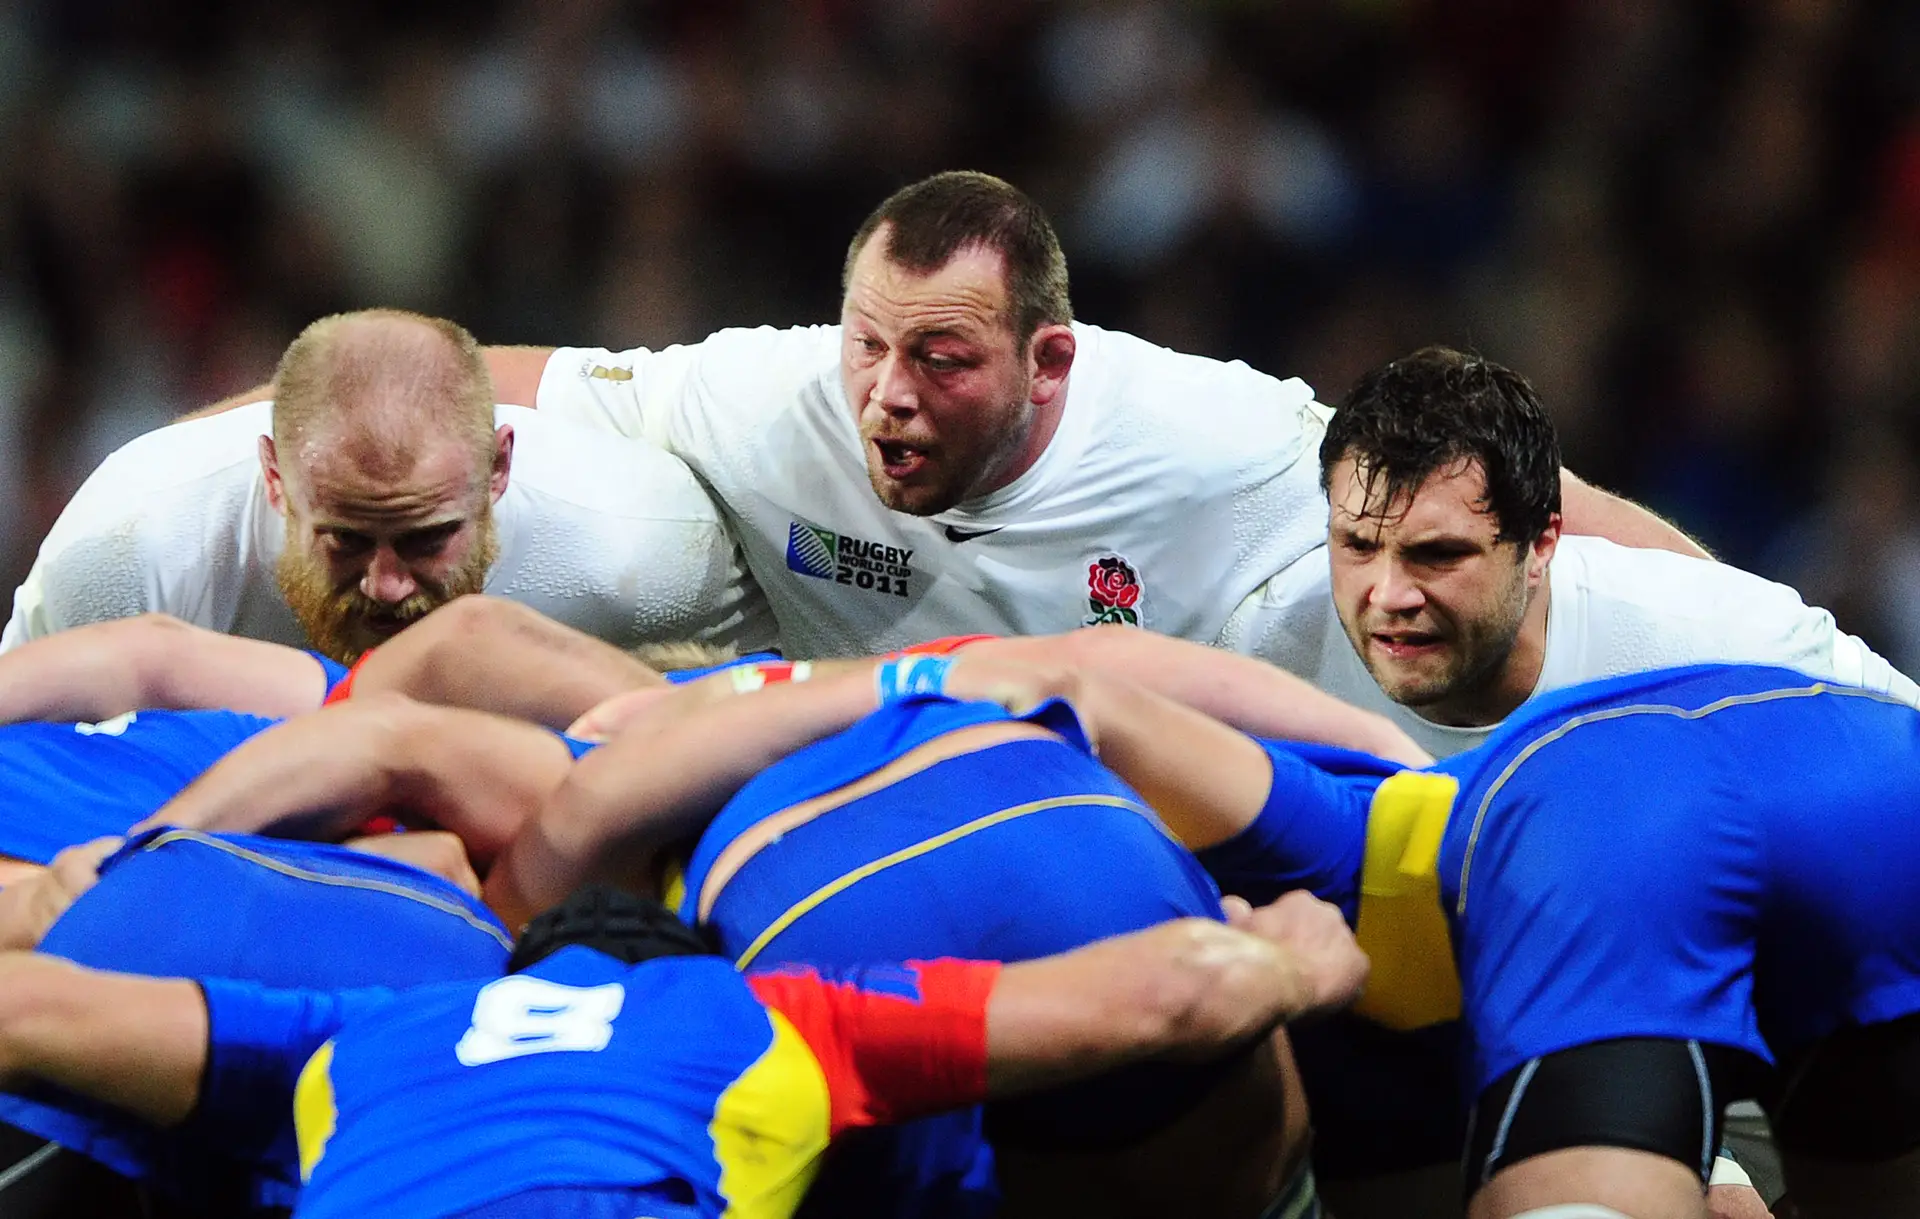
1085 555 1143 627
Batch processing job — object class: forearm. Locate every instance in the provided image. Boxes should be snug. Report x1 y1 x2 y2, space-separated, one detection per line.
0 616 324 723
486 670 881 927
1063 670 1281 851
985 920 1313 1096
353 596 665 728
1560 469 1710 559
483 346 556 407
144 701 414 838
986 628 1427 766
0 954 207 1126
152 697 574 856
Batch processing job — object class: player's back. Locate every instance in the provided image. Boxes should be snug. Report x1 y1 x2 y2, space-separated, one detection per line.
1433 661 1919 802
0 709 276 863
0 828 514 1217
294 947 819 1219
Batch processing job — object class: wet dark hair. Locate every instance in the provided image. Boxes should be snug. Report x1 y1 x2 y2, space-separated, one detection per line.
843 170 1072 342
1320 346 1562 544
507 884 718 974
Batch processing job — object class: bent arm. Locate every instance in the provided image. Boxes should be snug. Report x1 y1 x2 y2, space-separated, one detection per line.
173 345 550 426
349 595 667 728
985 896 1366 1096
484 669 880 929
939 659 1281 852
972 627 1430 767
0 615 329 723
1560 469 1710 559
0 953 208 1126
484 346 554 407
142 695 577 860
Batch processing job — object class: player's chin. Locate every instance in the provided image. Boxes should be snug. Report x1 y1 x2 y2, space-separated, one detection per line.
1369 661 1457 709
867 468 960 517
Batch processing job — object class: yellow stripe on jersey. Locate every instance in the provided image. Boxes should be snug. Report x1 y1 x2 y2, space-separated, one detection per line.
661 852 689 915
1351 772 1462 1031
710 1009 834 1218
293 1040 339 1182
730 793 1146 970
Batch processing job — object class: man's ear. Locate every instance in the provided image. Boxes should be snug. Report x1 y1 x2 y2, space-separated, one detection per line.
1027 324 1076 408
490 425 514 502
1527 514 1562 585
260 436 288 515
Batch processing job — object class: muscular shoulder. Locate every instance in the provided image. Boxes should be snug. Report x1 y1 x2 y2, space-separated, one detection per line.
1550 536 1838 669
52 404 269 525
27 407 270 606
495 405 722 523
1072 324 1322 477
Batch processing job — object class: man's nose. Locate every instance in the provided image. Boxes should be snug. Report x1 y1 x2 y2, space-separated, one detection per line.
866 351 919 418
1368 560 1426 615
360 546 419 604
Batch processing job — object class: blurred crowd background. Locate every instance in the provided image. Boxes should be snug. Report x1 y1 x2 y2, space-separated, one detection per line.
5 0 1920 664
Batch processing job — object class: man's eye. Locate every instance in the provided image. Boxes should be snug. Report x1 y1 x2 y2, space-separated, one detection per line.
398 526 461 558
924 354 961 372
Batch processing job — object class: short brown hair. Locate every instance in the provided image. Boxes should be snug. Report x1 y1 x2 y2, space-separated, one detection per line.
1322 346 1562 545
843 171 1072 342
273 309 495 480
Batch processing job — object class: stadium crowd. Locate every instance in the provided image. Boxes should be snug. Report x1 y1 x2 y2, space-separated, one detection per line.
5 5 1920 1219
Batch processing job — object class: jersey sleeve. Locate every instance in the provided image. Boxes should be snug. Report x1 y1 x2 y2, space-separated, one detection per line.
747 958 998 1137
1194 739 1375 918
1802 617 1920 707
536 344 706 446
191 977 394 1155
0 530 160 651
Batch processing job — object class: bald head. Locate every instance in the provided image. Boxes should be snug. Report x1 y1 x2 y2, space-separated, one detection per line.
272 309 496 490
263 309 509 662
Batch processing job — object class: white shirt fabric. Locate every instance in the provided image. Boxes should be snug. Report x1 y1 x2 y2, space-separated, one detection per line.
536 323 1332 657
0 401 774 653
1220 533 1920 758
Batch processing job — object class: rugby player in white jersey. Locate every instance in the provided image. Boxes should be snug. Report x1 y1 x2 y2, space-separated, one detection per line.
2 309 772 660
478 171 1702 657
1221 345 1919 760
1216 347 1886 1219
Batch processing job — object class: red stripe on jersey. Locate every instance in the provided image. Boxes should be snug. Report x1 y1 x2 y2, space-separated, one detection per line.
323 650 378 706
748 958 998 1138
890 634 998 658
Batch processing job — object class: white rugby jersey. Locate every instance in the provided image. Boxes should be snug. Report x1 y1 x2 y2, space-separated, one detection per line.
1 401 774 654
1220 533 1920 758
536 323 1331 657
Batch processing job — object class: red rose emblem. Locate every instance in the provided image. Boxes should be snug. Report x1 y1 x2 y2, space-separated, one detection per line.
1086 556 1143 622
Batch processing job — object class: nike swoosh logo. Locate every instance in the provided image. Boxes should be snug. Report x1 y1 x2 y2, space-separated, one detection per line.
943 525 1005 544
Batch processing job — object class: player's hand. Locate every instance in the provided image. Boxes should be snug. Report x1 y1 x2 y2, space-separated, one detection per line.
1227 890 1369 1017
939 656 1080 720
0 836 121 951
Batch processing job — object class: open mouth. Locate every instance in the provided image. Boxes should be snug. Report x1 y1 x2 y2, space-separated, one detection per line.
873 439 930 480
1371 631 1445 660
